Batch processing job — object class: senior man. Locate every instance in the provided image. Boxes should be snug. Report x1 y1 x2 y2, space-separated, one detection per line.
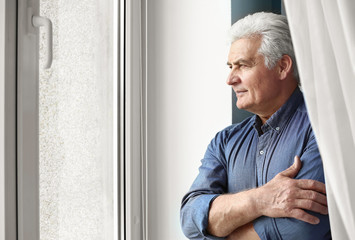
180 12 331 240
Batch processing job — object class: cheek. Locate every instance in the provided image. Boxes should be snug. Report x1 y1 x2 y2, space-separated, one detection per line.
254 78 278 101
244 76 262 92
245 76 265 100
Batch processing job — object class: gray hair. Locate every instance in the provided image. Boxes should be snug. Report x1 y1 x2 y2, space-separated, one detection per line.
229 12 299 81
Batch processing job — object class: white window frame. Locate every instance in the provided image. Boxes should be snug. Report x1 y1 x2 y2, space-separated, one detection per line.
122 0 148 238
0 0 17 239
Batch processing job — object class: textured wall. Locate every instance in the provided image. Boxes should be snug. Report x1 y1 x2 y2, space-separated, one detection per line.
39 1 114 239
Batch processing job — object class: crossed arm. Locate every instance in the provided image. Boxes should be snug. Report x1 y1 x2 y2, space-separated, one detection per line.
207 156 328 239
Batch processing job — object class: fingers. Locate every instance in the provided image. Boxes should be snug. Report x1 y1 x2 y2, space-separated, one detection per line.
296 179 327 194
279 156 302 178
293 199 328 215
261 155 329 225
296 189 328 206
289 209 320 225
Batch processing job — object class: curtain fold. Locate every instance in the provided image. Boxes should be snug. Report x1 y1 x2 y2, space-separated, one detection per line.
283 0 355 239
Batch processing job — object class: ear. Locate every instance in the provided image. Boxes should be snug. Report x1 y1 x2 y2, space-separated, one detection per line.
277 55 293 80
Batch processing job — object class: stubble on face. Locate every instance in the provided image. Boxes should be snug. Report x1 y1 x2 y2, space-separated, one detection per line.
227 37 284 121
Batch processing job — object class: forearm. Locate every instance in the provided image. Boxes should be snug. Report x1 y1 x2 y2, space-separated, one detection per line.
227 222 260 240
207 188 261 237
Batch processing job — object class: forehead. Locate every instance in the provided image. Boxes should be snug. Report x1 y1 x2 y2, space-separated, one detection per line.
228 37 262 62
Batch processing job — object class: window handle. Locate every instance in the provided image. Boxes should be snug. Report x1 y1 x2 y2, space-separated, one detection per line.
32 15 53 69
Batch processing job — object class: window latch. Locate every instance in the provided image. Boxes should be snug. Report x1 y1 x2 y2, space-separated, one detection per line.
32 15 53 69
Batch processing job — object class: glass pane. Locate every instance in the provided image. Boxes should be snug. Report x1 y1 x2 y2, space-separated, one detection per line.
39 1 117 239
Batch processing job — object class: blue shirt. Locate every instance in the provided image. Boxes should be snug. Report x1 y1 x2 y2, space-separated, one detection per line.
180 88 331 239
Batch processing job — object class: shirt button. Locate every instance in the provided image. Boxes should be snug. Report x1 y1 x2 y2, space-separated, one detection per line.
276 127 280 131
260 150 264 155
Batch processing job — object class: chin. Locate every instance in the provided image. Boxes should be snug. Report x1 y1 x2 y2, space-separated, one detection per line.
236 102 253 113
236 102 246 110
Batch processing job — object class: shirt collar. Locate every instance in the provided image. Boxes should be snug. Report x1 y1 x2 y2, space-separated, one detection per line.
253 87 304 135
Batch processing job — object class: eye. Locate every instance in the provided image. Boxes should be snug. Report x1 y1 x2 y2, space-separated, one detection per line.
239 64 247 68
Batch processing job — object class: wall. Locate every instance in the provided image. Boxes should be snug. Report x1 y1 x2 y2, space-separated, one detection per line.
146 1 231 239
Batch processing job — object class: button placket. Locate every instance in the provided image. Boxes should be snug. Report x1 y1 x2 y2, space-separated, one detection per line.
256 133 268 187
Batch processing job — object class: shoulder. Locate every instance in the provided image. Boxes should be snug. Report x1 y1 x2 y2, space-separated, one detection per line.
296 97 309 115
290 97 313 132
212 115 255 144
204 115 255 165
286 99 316 149
206 115 255 153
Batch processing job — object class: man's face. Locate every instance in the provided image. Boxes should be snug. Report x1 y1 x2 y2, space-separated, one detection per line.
227 37 282 115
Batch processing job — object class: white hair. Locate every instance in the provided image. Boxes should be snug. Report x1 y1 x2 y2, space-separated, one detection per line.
229 12 299 81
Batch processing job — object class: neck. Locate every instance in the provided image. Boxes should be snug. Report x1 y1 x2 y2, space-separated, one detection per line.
258 84 298 125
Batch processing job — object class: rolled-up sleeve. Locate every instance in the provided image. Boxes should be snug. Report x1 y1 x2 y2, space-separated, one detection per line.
180 131 228 239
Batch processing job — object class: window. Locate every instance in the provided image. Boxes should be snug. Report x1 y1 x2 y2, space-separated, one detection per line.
17 0 121 239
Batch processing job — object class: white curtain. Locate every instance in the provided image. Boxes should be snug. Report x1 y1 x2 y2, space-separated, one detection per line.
283 0 355 239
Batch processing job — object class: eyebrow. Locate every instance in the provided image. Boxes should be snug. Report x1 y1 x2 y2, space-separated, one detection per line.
227 58 255 66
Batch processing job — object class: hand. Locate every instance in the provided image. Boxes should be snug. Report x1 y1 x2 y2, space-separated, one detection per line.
255 156 328 224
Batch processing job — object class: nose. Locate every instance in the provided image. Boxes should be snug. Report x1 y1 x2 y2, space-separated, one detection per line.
226 69 240 86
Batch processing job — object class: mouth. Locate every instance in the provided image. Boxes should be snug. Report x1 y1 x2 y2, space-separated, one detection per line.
235 90 248 96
